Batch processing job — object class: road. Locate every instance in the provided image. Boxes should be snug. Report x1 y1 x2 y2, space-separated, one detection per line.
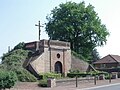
82 83 120 90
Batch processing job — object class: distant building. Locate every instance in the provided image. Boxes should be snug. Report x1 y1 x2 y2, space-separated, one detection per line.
93 54 120 73
23 39 71 78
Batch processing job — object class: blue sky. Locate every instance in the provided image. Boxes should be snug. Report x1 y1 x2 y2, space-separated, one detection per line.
0 0 120 61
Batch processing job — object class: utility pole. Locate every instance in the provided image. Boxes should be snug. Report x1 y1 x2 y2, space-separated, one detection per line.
35 21 43 41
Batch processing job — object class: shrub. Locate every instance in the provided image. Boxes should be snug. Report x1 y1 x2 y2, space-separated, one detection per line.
38 79 47 87
88 71 108 76
40 72 61 80
87 71 98 76
15 69 37 82
38 72 61 87
67 70 109 78
67 72 91 78
0 70 18 89
104 73 111 79
105 74 110 79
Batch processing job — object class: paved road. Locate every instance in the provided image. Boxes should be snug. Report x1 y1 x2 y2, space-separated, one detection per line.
82 83 120 90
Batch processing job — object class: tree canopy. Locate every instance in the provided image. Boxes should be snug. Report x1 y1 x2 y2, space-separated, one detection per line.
45 1 109 60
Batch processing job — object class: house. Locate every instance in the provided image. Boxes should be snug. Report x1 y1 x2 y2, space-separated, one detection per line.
93 54 120 73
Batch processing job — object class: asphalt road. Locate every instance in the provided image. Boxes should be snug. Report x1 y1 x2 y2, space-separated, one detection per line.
82 83 120 90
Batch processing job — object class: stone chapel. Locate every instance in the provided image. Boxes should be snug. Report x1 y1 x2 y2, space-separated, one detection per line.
23 39 71 78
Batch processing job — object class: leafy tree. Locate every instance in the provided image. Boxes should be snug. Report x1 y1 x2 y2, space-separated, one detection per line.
88 48 100 63
45 2 109 60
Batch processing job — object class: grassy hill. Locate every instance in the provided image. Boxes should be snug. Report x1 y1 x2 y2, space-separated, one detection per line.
71 55 89 72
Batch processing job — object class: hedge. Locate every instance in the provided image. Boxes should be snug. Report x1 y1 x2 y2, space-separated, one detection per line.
67 73 91 78
40 72 61 79
67 71 109 78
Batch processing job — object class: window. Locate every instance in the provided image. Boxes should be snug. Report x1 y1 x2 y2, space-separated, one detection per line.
57 53 60 58
100 64 106 68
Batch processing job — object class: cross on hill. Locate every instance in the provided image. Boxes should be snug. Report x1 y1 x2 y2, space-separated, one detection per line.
35 21 43 41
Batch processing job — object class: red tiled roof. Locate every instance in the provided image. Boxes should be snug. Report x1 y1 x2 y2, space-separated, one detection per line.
94 54 120 64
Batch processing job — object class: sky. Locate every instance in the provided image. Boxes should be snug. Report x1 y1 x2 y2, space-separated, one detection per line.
0 0 120 62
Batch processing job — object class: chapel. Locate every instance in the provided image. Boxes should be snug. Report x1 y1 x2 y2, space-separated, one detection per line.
23 39 71 77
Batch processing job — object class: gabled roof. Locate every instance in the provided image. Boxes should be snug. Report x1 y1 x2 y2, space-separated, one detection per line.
94 54 120 64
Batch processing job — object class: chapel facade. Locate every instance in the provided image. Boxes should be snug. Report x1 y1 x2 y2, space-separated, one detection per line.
23 39 71 77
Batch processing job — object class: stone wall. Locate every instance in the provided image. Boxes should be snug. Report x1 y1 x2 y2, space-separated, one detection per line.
44 47 50 72
64 49 71 75
31 54 45 73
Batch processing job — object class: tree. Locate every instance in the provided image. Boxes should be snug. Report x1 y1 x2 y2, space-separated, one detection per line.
89 48 100 63
45 2 109 60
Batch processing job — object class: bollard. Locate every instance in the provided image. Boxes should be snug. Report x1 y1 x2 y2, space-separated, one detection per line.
94 75 96 85
76 76 78 87
109 73 111 83
47 78 56 87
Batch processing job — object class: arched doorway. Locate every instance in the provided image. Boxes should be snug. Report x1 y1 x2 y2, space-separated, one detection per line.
54 61 62 73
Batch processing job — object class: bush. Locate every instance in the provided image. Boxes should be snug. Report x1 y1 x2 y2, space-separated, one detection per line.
38 79 47 87
38 72 61 87
67 72 91 78
104 73 111 79
15 69 37 82
88 71 108 76
0 70 18 89
105 74 110 79
87 71 98 76
40 72 61 80
67 70 109 78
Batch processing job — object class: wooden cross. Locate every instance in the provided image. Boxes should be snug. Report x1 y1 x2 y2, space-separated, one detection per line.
35 21 43 41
